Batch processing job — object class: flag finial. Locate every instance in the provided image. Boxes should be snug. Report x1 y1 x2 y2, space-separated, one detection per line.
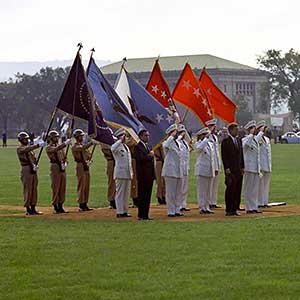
77 42 83 52
121 57 127 69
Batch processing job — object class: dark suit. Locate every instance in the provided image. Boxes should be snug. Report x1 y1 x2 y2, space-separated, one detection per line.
134 141 155 219
221 136 244 213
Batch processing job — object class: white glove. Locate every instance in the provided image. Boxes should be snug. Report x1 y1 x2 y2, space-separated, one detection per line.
38 140 47 148
65 139 72 145
177 135 183 141
87 160 93 166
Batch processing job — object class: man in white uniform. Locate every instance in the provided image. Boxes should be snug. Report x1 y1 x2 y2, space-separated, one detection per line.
194 127 216 214
162 124 184 217
205 118 221 209
242 120 264 213
257 120 272 208
177 124 191 212
111 128 133 218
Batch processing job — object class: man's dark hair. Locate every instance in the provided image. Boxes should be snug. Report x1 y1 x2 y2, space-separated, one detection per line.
138 129 148 137
228 123 238 132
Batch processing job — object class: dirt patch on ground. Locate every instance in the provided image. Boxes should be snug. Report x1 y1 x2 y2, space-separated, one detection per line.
0 203 299 222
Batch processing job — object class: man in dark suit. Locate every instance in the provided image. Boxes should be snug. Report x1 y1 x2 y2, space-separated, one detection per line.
221 123 245 216
134 129 155 220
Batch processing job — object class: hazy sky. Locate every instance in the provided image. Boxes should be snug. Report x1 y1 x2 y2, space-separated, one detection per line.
1 0 299 67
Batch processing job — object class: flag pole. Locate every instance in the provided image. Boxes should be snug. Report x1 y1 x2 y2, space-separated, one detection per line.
65 42 83 156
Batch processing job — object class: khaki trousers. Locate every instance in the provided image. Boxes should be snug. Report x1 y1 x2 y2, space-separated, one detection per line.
20 165 38 207
155 161 165 199
107 160 116 202
76 163 90 204
50 164 66 205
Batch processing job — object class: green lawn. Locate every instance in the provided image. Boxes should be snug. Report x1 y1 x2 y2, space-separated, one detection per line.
0 144 300 299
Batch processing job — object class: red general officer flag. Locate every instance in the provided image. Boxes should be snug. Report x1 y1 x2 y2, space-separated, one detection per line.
199 68 237 123
146 59 173 108
172 63 213 125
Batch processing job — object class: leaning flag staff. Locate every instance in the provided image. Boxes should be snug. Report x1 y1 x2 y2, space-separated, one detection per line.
65 42 83 156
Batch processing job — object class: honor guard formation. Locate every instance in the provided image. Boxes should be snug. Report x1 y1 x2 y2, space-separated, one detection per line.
16 118 272 219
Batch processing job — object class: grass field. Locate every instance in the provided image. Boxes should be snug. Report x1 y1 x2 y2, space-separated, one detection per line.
0 143 300 299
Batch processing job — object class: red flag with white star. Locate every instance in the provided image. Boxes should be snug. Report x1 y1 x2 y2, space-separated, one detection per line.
199 68 237 123
146 59 173 108
172 63 213 125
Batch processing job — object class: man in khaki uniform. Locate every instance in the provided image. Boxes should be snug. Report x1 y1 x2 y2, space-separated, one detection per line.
100 142 116 209
127 137 139 207
16 131 46 215
154 145 166 205
71 129 95 211
46 130 72 213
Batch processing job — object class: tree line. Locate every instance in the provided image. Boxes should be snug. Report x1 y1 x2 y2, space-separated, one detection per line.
1 48 299 137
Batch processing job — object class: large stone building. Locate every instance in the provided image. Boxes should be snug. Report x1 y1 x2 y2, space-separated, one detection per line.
101 54 269 116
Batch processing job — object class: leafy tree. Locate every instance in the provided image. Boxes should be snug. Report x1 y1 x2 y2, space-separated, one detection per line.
234 94 253 125
257 48 300 121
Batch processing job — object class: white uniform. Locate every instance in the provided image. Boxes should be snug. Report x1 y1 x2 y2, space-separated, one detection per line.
208 133 221 206
242 131 264 211
111 140 133 215
258 136 272 206
194 138 216 211
177 137 190 209
162 136 183 215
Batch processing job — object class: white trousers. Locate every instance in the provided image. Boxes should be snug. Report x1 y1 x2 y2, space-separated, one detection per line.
115 179 131 214
244 172 260 211
164 176 183 215
258 172 271 206
180 175 189 209
209 171 220 205
197 176 213 211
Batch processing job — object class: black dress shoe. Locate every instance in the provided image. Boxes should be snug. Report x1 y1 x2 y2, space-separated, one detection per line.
157 197 164 205
246 210 255 214
175 213 184 217
206 209 215 214
226 212 234 216
53 204 60 214
180 207 190 211
168 214 175 217
123 213 132 217
26 206 34 215
109 200 116 209
258 205 264 208
162 197 166 204
200 209 207 214
253 210 262 214
210 204 222 209
58 203 68 213
30 206 43 215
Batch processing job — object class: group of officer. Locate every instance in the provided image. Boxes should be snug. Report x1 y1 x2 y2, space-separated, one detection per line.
16 117 272 218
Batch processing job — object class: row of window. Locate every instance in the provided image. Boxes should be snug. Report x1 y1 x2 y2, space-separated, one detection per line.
222 83 255 95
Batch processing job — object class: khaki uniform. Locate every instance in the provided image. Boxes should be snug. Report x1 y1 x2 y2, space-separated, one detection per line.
127 140 138 199
154 146 166 200
100 143 116 203
71 142 92 204
17 144 39 207
46 143 67 205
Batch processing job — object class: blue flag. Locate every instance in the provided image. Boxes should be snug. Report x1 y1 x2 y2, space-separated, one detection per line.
115 69 174 149
87 58 144 139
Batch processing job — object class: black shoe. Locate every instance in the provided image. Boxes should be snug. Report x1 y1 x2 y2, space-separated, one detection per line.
180 207 190 212
246 210 255 214
200 209 207 214
162 197 167 204
175 213 184 217
206 209 215 214
233 211 241 216
30 206 42 215
226 212 234 216
210 204 222 209
53 204 60 214
168 214 175 217
109 200 116 209
117 214 125 218
133 198 139 207
157 197 164 205
79 203 85 212
58 203 68 213
123 213 132 217
253 210 263 214
26 206 34 215
258 205 264 208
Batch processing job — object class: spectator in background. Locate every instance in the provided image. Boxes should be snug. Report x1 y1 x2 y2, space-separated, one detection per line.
2 132 7 147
